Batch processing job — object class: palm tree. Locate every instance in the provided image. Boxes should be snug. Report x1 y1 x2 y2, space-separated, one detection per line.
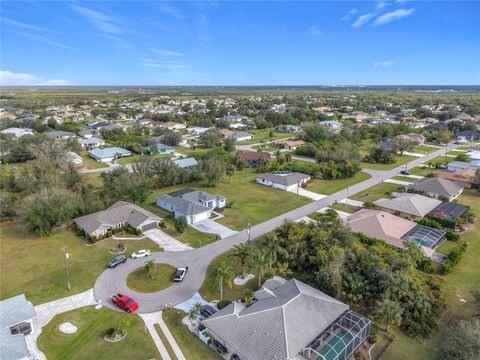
263 234 287 270
187 307 199 325
231 243 251 278
253 249 268 287
226 164 235 183
144 260 156 279
213 261 234 301
275 262 292 278
375 299 403 332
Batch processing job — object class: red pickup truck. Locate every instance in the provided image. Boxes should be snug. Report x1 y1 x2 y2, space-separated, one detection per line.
111 294 139 313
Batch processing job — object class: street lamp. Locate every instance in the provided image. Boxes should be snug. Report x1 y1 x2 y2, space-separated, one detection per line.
346 186 349 206
63 249 71 290
247 222 251 243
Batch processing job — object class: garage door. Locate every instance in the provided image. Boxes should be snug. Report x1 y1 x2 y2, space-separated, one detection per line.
141 222 157 231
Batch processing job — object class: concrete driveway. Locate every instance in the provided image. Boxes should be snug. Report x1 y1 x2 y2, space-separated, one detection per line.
144 229 193 252
191 219 238 239
288 187 327 201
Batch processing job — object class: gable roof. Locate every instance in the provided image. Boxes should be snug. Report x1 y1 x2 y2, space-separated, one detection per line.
256 171 310 186
157 195 210 216
345 209 416 249
237 150 272 161
373 192 442 217
407 177 464 197
74 201 161 234
202 277 348 360
174 157 198 169
89 147 131 159
437 169 476 184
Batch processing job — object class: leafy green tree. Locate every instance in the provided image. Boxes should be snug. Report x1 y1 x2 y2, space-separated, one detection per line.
199 129 222 147
223 137 236 152
375 299 403 332
162 131 182 146
174 216 188 234
200 155 225 186
213 261 234 301
226 164 235 183
102 167 152 204
275 262 292 278
437 319 480 360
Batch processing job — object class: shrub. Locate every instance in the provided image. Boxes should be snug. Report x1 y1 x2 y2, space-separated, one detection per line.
418 258 435 273
417 218 442 230
445 230 460 241
363 201 375 209
158 221 167 229
106 231 113 238
175 216 188 234
217 300 231 309
443 243 468 274
105 327 116 337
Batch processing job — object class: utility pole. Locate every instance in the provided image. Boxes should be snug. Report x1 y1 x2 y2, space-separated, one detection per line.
63 249 71 290
247 222 251 243
346 186 349 206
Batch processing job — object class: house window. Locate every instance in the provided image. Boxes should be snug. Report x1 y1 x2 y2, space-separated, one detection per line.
10 321 32 335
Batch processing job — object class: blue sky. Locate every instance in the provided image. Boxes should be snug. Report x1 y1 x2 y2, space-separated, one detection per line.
1 1 479 86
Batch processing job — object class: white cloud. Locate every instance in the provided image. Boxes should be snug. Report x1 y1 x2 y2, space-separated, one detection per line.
376 2 388 10
1 17 50 32
373 60 395 68
374 8 415 26
71 5 122 34
14 31 78 51
158 5 184 18
341 9 358 21
0 70 71 86
352 13 375 28
139 58 186 69
152 49 185 57
308 26 323 36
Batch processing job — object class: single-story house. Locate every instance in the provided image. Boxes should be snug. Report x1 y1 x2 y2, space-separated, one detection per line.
74 201 162 237
437 169 476 188
174 157 198 171
319 120 342 131
447 160 480 172
373 192 442 219
455 130 480 141
186 127 211 134
145 143 174 154
79 137 105 149
201 276 371 360
148 121 186 130
0 294 37 360
230 123 248 130
407 177 464 201
215 114 245 122
66 151 83 167
218 128 234 138
256 171 310 192
345 209 446 257
156 189 226 224
237 150 272 168
378 137 397 152
396 133 426 145
0 127 33 137
47 130 76 140
89 147 131 162
78 129 97 138
272 139 305 150
277 125 299 133
425 122 449 131
230 131 252 142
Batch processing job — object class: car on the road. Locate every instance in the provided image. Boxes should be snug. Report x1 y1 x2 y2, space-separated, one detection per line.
200 305 217 319
107 255 127 268
400 170 410 175
173 266 188 282
111 293 138 313
131 249 151 259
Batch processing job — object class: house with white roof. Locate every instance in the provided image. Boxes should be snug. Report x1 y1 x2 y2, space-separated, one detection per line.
0 128 33 137
89 147 131 162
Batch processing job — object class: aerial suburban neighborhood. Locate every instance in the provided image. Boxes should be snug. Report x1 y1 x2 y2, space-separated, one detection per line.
0 1 479 360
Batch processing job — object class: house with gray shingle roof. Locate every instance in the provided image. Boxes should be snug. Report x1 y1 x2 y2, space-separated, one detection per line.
201 276 371 360
174 157 198 171
74 201 162 237
156 189 226 224
88 147 131 162
46 130 76 139
373 192 442 219
407 177 464 201
0 294 37 360
256 171 310 192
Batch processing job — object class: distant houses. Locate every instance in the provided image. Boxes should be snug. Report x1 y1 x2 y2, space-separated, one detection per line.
47 130 76 140
79 137 105 149
1 127 33 137
174 157 198 171
272 139 305 150
89 147 131 162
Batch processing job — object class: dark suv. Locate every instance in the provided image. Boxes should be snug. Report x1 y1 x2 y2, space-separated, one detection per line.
107 255 127 268
200 305 217 319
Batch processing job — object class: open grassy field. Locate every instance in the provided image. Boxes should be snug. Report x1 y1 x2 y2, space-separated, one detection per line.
410 145 438 154
116 153 171 165
360 155 417 170
126 264 175 293
239 128 292 145
37 306 159 360
425 155 455 167
409 166 438 177
162 310 222 360
145 169 310 232
329 203 361 214
391 175 417 182
350 182 404 203
0 222 161 304
80 154 109 170
383 188 480 359
307 171 371 195
81 172 104 188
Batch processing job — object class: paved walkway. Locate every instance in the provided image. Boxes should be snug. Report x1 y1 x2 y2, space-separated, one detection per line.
403 174 424 179
291 155 317 163
140 311 186 360
191 219 238 239
93 143 460 313
384 178 412 186
338 198 364 207
25 289 97 360
144 229 193 252
403 151 425 157
288 187 327 200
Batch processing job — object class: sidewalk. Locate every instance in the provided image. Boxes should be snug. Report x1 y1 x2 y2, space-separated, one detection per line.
384 178 412 186
338 198 364 207
140 311 186 360
26 289 97 360
287 187 327 201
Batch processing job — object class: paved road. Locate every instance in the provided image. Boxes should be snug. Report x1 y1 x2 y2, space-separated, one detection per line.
94 143 458 314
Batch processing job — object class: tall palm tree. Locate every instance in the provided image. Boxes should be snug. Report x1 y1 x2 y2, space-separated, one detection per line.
275 262 293 278
263 234 287 270
253 249 268 287
375 299 403 332
213 261 234 301
144 260 156 279
231 243 251 278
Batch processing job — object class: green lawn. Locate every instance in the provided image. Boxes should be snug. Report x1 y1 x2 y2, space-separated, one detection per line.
410 145 437 154
80 155 109 170
81 173 104 188
155 324 178 360
37 306 159 360
384 189 480 359
361 155 417 170
391 176 417 183
162 310 222 360
145 169 311 232
350 182 404 203
409 167 438 177
126 264 175 293
329 203 361 214
251 145 276 152
425 156 455 167
307 171 371 195
447 150 466 156
117 153 171 165
0 222 161 304
239 128 292 145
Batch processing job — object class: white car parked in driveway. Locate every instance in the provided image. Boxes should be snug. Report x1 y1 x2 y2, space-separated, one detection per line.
131 249 151 259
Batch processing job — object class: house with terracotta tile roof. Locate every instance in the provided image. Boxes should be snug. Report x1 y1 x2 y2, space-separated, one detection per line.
237 150 271 168
272 139 305 150
437 169 476 188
